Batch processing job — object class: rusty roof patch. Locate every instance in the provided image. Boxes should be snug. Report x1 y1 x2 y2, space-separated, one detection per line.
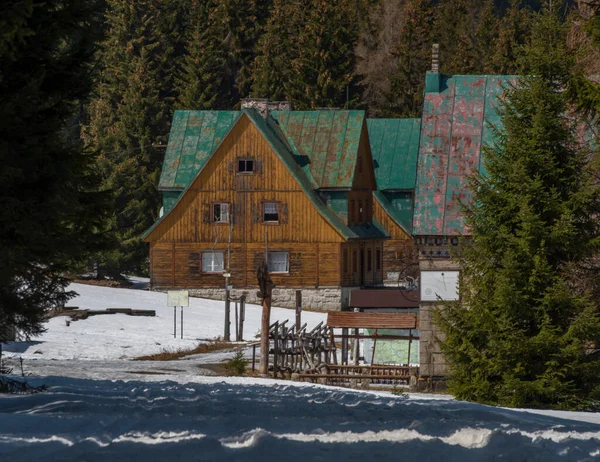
412 75 516 236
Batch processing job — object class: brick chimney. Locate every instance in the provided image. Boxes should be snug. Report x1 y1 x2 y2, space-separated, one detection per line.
241 98 292 118
425 43 442 93
431 43 440 73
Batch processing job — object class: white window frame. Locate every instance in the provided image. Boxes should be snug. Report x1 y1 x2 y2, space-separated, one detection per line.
202 251 225 273
268 251 289 274
263 202 279 223
213 203 229 223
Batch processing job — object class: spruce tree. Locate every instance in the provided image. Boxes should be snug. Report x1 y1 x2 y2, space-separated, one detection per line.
175 0 228 109
435 5 600 410
83 0 190 277
387 0 435 117
487 0 533 74
252 0 305 101
0 0 111 336
290 0 362 109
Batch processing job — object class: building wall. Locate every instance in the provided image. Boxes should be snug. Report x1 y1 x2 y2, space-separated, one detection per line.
146 115 353 291
372 198 416 285
184 286 347 312
339 240 384 287
150 241 341 290
417 255 459 378
148 116 344 245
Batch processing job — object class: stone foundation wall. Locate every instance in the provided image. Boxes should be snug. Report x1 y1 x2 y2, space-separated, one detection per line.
418 254 458 378
180 287 346 312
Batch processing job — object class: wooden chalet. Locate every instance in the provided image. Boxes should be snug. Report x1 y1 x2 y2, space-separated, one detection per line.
142 106 388 311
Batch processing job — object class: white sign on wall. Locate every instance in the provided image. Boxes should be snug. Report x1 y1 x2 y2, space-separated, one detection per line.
167 291 189 307
420 271 459 301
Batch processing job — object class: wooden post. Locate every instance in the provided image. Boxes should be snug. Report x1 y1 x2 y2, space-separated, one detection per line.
273 321 279 378
234 300 239 341
258 248 274 377
354 328 360 365
239 294 245 341
342 328 348 364
370 328 378 366
224 280 230 342
295 290 302 332
407 329 412 365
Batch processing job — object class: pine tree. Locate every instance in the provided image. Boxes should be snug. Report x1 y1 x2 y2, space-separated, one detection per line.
435 5 600 410
0 0 111 336
487 0 533 74
387 0 435 117
290 0 362 109
83 0 176 277
252 0 306 101
176 0 228 109
432 0 481 74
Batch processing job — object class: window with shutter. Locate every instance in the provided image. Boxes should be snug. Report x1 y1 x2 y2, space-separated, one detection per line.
213 203 229 223
263 202 279 223
267 251 289 273
376 249 382 271
202 251 224 272
367 249 372 271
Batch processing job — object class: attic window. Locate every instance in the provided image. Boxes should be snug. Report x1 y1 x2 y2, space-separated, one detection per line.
238 159 254 173
263 202 279 223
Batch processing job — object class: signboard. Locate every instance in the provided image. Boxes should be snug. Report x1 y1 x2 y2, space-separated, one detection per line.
167 290 189 307
420 271 459 301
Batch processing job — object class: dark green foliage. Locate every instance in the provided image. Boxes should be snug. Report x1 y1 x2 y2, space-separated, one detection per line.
0 0 111 336
357 0 434 117
357 0 533 117
178 0 272 109
225 350 248 376
435 6 600 410
387 0 435 117
84 0 178 277
253 0 362 109
486 0 533 74
252 0 304 101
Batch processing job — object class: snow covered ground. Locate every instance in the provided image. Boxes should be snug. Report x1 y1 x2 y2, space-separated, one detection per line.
2 283 600 460
2 377 600 461
1 282 326 361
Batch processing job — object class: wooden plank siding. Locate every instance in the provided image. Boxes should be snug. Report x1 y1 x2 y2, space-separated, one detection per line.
327 312 418 329
373 198 414 281
352 122 377 190
147 114 352 289
150 241 342 289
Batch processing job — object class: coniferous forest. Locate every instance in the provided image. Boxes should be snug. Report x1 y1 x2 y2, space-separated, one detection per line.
1 0 600 407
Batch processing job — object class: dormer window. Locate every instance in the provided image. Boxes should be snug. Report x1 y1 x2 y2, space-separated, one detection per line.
263 202 279 223
238 158 254 173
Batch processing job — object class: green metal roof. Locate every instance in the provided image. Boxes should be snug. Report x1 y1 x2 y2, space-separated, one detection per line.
269 110 365 188
143 109 388 241
158 110 241 190
367 118 421 191
413 74 516 236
